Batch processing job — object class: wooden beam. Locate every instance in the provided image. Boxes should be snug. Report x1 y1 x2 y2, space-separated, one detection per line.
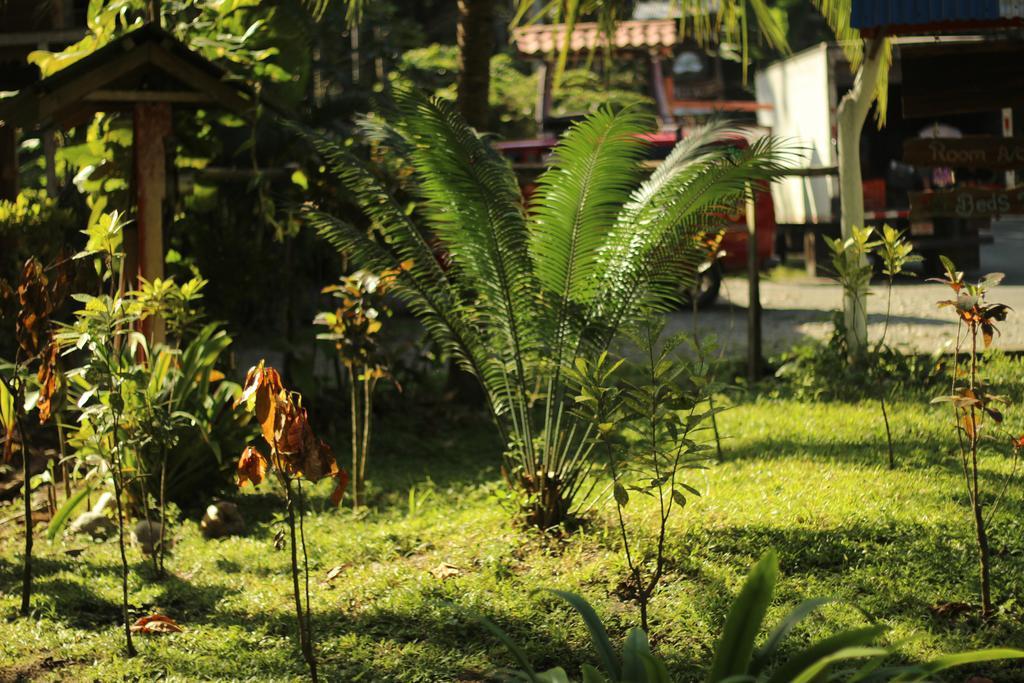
649 52 672 124
36 42 152 126
147 43 254 118
746 185 762 383
534 62 551 130
902 41 1024 118
84 89 214 104
0 123 17 201
132 102 173 344
0 29 86 47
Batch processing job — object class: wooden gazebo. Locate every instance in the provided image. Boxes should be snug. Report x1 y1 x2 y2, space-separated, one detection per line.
0 23 268 341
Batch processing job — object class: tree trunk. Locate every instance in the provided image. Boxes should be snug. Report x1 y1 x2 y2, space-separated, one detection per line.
456 0 494 130
836 38 886 358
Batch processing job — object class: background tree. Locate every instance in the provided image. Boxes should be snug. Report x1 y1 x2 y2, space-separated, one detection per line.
314 0 498 130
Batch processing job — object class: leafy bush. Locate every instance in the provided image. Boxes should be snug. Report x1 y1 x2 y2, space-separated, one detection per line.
119 322 249 510
771 312 947 402
570 322 713 631
302 91 788 527
482 550 1024 682
315 268 399 508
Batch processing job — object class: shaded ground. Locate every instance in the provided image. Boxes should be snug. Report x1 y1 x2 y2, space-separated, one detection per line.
674 218 1024 357
2 368 1024 681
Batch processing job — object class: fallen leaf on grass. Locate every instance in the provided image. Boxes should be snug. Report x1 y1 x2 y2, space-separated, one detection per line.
928 601 975 619
321 565 350 585
130 614 183 634
430 562 463 580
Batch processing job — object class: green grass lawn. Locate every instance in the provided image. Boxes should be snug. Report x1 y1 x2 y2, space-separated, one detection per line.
2 364 1024 681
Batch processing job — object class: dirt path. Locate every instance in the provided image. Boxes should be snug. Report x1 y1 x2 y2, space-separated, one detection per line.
669 218 1024 357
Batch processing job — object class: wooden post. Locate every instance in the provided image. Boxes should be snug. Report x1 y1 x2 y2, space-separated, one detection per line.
746 185 762 383
132 102 172 344
1004 108 1016 188
535 61 552 132
649 51 672 124
43 130 58 198
0 122 18 201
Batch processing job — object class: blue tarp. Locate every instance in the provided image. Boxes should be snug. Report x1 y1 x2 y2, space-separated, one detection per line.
851 0 1024 29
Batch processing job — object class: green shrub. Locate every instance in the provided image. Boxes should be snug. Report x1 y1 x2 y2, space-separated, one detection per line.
302 91 789 528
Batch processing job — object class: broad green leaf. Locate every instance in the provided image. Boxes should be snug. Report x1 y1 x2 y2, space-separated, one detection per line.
478 615 539 678
47 486 91 540
765 625 886 683
549 590 620 680
707 550 779 682
751 597 833 673
890 648 1024 681
621 627 651 681
787 646 890 683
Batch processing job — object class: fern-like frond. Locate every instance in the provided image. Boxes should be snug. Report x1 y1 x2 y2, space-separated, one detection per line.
391 90 540 379
528 106 652 365
301 208 513 423
594 129 792 341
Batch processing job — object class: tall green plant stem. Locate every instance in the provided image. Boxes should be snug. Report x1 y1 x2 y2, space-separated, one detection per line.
347 366 373 509
361 374 372 500
56 410 71 500
693 289 723 462
950 318 992 619
284 477 318 681
968 330 992 618
297 477 317 681
109 395 136 656
158 444 168 577
599 419 646 630
879 274 895 469
16 385 32 616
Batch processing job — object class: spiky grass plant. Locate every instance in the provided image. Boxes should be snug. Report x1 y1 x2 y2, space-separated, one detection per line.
302 92 789 527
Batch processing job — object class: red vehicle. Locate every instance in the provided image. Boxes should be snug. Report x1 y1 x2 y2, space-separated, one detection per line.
494 129 777 307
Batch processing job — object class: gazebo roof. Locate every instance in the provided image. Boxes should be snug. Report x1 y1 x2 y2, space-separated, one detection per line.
513 19 677 57
0 23 273 131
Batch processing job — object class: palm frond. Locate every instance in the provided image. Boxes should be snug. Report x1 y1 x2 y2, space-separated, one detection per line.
301 208 512 424
529 106 652 363
391 90 540 372
594 129 792 340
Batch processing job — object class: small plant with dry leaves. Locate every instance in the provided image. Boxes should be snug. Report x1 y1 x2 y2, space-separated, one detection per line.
0 254 70 618
930 256 1018 619
315 265 404 508
234 361 347 682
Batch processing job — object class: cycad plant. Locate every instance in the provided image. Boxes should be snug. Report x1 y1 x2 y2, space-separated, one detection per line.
302 91 788 527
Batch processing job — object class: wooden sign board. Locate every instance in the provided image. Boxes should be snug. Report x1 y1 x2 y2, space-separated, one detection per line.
910 187 1024 219
904 137 1024 170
